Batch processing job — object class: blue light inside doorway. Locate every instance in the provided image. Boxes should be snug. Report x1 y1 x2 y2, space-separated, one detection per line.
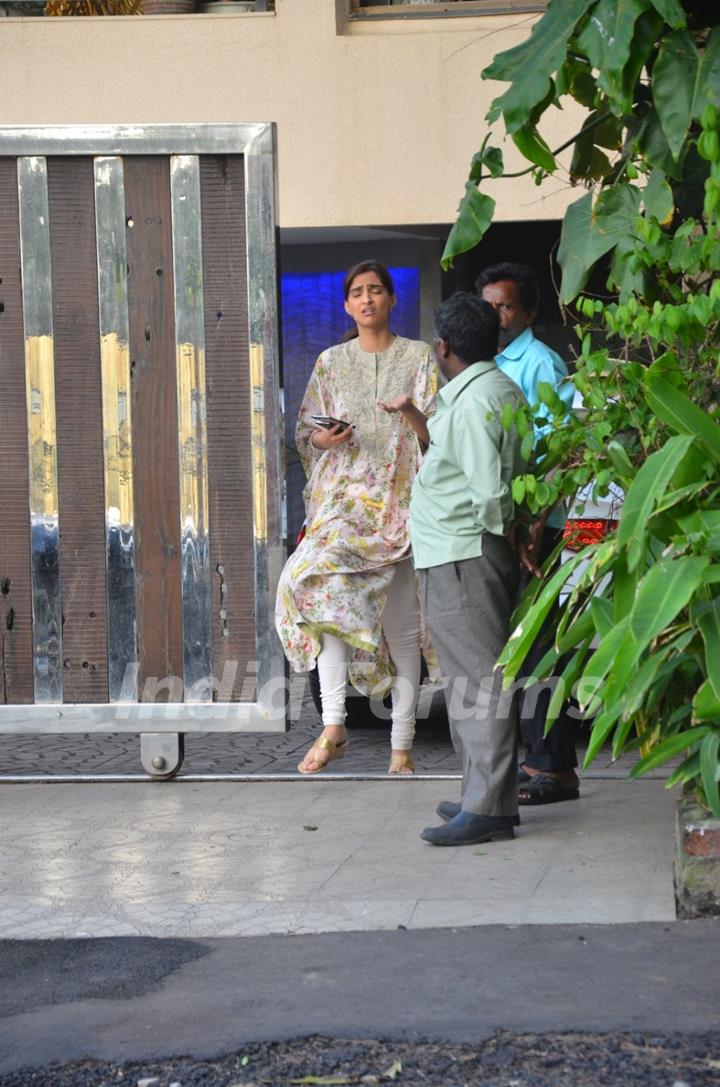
280 265 420 365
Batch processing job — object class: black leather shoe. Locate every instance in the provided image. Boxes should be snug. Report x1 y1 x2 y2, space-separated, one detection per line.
436 800 462 822
436 800 520 826
421 811 516 846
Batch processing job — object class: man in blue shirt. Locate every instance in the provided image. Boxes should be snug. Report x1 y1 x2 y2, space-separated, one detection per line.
476 262 580 806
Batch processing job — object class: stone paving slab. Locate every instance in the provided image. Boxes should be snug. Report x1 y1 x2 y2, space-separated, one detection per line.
0 777 677 939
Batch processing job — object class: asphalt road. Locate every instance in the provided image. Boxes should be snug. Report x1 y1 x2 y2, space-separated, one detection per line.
1 922 719 1081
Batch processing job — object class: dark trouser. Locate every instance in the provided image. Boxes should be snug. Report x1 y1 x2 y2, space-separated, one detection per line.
518 527 578 773
418 536 519 818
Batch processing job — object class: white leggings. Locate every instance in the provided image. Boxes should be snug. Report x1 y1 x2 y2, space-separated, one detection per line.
316 558 421 750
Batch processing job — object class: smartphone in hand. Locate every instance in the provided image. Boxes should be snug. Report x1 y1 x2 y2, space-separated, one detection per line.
311 414 353 432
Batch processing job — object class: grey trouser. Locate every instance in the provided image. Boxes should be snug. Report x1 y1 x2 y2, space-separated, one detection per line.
418 535 519 818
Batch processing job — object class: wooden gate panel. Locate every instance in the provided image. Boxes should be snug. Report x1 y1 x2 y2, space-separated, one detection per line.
124 156 183 701
0 125 283 737
0 159 33 705
200 154 255 701
47 156 109 703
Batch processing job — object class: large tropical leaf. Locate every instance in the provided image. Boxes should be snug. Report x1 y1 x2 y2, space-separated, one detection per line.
577 0 656 113
617 434 694 572
441 186 495 269
483 0 597 133
636 106 687 179
512 124 557 172
645 375 720 463
653 27 720 158
647 0 685 28
558 186 641 302
643 168 675 225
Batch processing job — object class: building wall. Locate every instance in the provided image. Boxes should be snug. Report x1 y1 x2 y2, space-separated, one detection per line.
0 0 577 228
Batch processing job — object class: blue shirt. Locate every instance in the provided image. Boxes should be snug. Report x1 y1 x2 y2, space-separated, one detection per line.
496 328 573 530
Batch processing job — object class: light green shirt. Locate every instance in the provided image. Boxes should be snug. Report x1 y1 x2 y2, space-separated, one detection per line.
410 360 527 570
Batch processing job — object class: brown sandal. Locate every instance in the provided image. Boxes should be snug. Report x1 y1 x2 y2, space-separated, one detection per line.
298 733 348 775
388 752 415 775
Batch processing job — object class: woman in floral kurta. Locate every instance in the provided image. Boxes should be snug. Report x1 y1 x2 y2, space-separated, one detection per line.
275 261 438 774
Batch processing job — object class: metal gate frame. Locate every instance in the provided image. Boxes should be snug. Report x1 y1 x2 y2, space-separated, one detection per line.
0 124 285 776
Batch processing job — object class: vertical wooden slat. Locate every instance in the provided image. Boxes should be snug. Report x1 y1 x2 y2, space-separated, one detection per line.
47 157 109 703
0 159 34 704
200 155 255 702
124 156 183 702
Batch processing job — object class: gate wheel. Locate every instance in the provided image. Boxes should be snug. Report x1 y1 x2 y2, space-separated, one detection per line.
140 733 185 779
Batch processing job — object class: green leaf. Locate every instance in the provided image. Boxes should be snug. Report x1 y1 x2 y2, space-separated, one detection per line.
613 551 640 625
666 750 700 788
558 186 642 302
483 0 597 133
594 184 642 248
577 0 657 114
700 731 720 817
694 678 720 721
469 144 504 182
645 376 720 464
606 439 637 483
570 69 598 107
629 555 709 647
441 186 495 269
512 123 557 173
636 107 687 179
643 168 675 225
544 639 592 729
617 434 694 572
583 707 623 766
557 194 612 302
579 617 631 705
648 0 685 28
498 549 591 680
589 596 614 638
653 28 720 159
555 606 596 653
629 725 710 777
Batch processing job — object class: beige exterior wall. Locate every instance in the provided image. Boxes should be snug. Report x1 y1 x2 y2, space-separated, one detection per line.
0 0 575 228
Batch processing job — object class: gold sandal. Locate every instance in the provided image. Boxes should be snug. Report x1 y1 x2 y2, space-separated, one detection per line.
388 752 415 775
298 733 348 775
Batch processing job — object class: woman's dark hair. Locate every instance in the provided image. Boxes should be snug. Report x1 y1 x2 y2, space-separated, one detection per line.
433 292 499 365
474 261 541 316
341 260 396 342
343 259 395 299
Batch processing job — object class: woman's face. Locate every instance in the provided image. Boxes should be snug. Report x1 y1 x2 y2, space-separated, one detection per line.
344 271 395 332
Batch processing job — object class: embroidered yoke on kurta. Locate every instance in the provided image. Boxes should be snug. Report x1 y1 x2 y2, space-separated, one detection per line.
275 336 438 695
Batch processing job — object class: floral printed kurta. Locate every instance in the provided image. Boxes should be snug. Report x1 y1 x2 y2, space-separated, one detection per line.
276 336 438 695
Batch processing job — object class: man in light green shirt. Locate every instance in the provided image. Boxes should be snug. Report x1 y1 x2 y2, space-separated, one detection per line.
410 292 527 847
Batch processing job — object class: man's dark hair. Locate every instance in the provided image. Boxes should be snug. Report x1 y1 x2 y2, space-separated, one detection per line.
474 261 541 315
433 292 499 365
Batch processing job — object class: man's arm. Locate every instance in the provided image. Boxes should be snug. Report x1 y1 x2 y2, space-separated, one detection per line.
377 395 430 448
